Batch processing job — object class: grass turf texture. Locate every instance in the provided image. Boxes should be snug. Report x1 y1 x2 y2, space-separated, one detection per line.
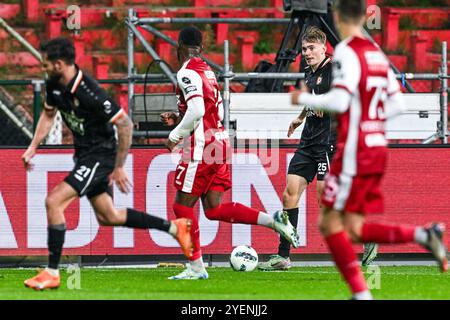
0 266 448 300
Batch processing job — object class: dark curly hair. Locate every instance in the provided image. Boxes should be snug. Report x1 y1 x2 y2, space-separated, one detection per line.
178 26 203 47
40 37 75 64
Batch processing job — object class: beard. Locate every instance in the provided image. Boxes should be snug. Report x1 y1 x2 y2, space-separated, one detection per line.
47 71 62 83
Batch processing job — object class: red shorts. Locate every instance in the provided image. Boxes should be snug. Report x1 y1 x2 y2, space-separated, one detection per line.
174 161 232 196
321 173 384 214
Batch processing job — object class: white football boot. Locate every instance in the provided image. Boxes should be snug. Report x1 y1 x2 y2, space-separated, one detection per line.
168 264 209 280
272 210 300 249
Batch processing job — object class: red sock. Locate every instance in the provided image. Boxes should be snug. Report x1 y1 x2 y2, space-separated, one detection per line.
325 231 368 295
205 202 259 224
173 203 202 261
361 223 415 243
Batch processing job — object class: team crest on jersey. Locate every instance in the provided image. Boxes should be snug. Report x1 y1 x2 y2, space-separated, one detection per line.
182 77 191 85
73 97 80 108
316 76 322 85
103 100 112 114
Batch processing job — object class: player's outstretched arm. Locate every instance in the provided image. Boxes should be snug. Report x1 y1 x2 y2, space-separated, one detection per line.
291 87 351 114
167 97 205 151
21 104 57 170
166 68 205 151
111 115 133 193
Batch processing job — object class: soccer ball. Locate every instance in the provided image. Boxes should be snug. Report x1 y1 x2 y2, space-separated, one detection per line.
229 245 258 272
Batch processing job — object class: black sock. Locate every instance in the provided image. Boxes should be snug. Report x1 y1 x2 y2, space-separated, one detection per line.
278 208 299 258
124 208 171 232
48 224 66 270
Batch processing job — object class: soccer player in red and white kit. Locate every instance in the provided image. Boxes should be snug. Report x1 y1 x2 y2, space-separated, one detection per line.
291 0 448 299
161 26 300 280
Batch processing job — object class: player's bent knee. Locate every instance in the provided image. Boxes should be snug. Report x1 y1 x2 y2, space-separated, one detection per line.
205 206 222 221
96 210 123 226
45 195 60 212
96 214 109 226
344 224 362 243
318 212 343 236
97 216 118 226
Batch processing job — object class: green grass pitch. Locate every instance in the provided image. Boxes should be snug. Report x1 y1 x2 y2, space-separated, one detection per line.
0 266 448 300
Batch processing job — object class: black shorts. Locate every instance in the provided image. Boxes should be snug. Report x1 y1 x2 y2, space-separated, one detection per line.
288 146 334 183
64 153 115 199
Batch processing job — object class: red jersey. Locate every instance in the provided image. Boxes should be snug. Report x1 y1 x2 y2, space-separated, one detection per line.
330 36 400 176
176 57 229 163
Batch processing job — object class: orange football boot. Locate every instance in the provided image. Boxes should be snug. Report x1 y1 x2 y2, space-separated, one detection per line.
24 269 60 291
172 218 194 259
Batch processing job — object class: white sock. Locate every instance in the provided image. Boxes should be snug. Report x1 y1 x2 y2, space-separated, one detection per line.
190 257 205 273
257 212 274 228
45 267 59 277
168 222 177 237
414 227 428 245
353 290 373 300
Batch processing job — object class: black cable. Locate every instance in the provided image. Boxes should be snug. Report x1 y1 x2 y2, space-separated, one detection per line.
143 60 176 140
143 60 158 140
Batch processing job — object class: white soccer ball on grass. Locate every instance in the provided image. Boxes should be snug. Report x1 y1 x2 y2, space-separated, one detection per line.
229 245 258 272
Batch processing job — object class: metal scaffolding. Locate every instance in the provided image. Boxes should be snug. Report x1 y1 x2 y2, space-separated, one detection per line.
126 10 448 143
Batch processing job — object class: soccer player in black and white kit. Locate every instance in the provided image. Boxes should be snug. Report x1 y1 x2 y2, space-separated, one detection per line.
258 27 334 270
259 26 377 270
21 38 193 290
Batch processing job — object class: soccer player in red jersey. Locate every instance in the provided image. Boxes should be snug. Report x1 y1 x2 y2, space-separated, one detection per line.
161 26 300 280
291 0 447 299
22 38 194 291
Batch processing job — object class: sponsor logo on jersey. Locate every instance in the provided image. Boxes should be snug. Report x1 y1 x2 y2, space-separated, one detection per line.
52 90 61 96
365 51 389 72
103 100 112 114
185 86 197 94
60 110 85 135
73 98 80 108
182 77 191 85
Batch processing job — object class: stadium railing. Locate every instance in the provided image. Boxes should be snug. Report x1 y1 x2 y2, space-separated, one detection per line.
125 10 449 144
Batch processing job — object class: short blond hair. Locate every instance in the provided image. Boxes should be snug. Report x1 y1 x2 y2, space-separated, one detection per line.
302 26 327 45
